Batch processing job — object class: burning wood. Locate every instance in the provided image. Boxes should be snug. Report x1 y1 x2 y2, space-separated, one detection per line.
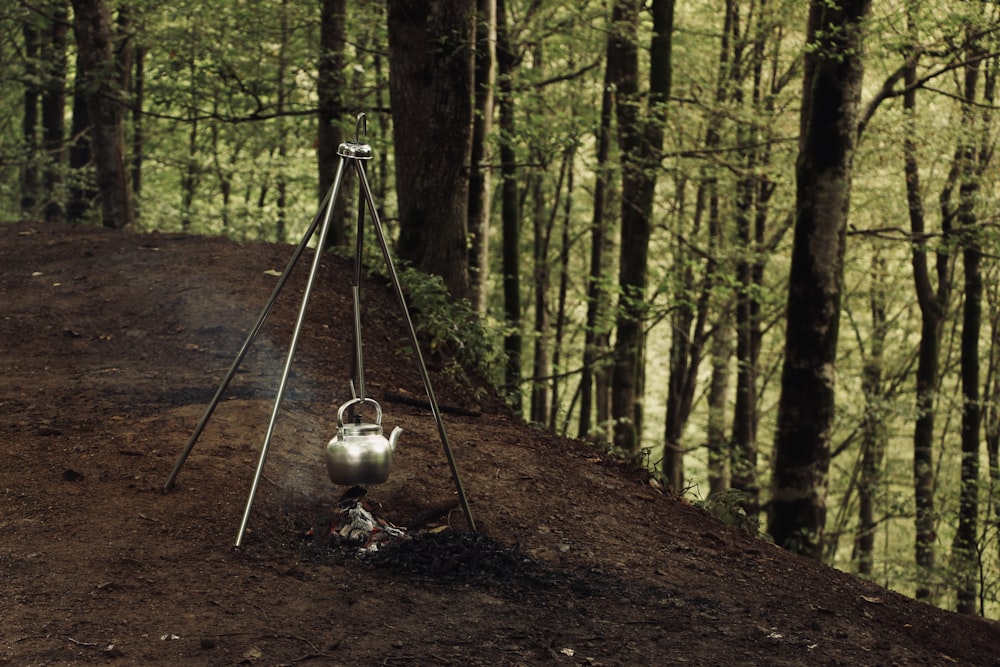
308 486 408 554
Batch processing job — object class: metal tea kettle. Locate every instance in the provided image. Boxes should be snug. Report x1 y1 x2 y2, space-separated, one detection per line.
325 397 402 486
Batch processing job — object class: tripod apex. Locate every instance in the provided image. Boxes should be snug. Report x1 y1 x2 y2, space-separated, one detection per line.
338 142 373 160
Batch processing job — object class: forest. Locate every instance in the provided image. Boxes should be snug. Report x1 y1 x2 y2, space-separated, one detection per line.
3 0 1000 620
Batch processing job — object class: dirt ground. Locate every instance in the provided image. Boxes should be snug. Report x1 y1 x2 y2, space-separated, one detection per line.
2 221 1000 666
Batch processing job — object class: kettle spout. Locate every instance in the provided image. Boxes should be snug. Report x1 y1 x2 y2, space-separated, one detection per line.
388 426 403 452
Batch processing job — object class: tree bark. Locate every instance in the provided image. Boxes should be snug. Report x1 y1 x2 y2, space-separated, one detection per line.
21 19 40 217
769 0 871 558
468 0 496 313
131 41 144 207
42 0 70 223
579 35 616 443
953 22 990 614
317 0 348 247
901 12 949 600
70 0 134 229
856 252 888 577
387 0 474 302
496 0 522 413
551 148 575 431
608 0 675 455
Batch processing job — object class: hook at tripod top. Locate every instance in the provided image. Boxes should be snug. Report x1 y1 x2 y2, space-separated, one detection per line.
354 113 367 142
336 112 374 160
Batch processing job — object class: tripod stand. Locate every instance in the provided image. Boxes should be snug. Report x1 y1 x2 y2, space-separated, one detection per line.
163 114 476 547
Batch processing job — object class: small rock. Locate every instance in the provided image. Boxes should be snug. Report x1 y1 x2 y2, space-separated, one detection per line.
103 644 124 658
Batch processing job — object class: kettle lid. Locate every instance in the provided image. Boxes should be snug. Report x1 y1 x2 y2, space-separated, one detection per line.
340 414 383 437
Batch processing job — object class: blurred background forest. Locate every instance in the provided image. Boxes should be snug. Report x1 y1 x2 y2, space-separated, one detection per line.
3 0 1000 620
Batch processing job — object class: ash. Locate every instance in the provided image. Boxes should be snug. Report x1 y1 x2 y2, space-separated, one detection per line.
366 529 558 589
309 488 556 588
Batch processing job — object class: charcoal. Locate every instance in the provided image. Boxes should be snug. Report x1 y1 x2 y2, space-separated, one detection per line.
366 529 557 589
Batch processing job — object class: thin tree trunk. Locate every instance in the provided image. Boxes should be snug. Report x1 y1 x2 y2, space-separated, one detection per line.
530 163 552 425
902 10 950 600
275 0 289 244
706 313 731 495
731 0 774 519
42 0 69 223
550 144 575 432
856 252 888 577
987 292 1000 580
131 42 144 208
769 0 871 558
953 21 989 615
21 19 40 217
468 0 496 313
496 0 522 413
579 36 616 442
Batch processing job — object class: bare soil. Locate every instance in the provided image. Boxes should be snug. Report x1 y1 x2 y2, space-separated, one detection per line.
2 221 999 666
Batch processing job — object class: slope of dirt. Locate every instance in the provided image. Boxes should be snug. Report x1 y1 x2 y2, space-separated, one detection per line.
2 221 999 666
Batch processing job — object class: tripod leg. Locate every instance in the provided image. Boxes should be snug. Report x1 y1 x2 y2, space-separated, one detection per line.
352 160 477 532
234 156 348 548
351 177 367 400
163 182 338 492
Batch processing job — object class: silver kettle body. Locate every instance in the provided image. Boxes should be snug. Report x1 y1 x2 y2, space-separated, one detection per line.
325 397 402 486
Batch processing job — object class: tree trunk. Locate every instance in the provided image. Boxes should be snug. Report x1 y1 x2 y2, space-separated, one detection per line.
42 0 69 223
317 0 348 247
987 296 1000 579
468 0 496 314
769 0 871 558
530 164 552 425
706 314 731 495
70 0 134 229
730 0 776 519
530 144 565 425
67 63 93 223
496 0 522 414
131 42 144 207
579 36 616 443
953 24 990 614
179 28 199 234
21 19 40 218
387 0 474 302
550 145 575 432
608 0 675 455
856 252 888 577
901 14 950 601
275 0 290 244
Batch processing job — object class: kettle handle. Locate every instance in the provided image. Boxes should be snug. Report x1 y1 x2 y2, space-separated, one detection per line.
337 397 383 427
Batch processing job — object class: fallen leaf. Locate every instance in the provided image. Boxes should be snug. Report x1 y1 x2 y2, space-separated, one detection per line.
263 269 282 277
861 595 883 604
561 648 575 657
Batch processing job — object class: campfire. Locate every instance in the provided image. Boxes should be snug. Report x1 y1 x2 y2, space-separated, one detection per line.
303 487 558 589
306 486 409 554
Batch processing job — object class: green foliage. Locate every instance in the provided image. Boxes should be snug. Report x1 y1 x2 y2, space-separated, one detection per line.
693 488 762 534
394 263 510 402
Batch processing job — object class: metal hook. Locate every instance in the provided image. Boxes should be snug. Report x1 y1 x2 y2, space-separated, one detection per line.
354 113 367 143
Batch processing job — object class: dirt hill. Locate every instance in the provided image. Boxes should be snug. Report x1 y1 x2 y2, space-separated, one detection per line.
2 221 999 666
